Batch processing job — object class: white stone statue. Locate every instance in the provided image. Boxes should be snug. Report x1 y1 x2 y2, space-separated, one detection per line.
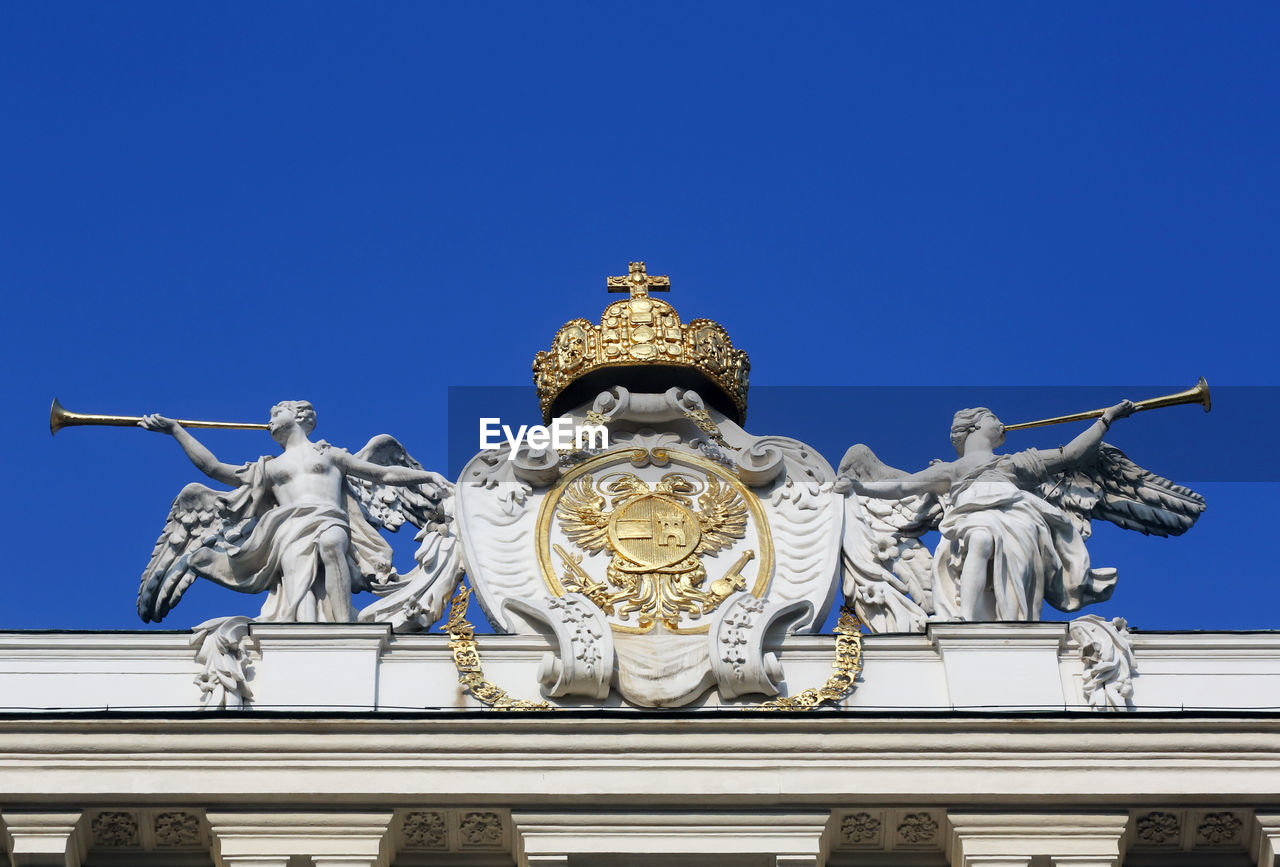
837 400 1206 626
137 401 459 625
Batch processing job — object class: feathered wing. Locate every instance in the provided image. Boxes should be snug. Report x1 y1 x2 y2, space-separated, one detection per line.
138 483 232 623
1037 443 1206 540
695 475 749 556
346 434 449 533
837 444 942 633
359 497 465 632
348 434 465 632
556 475 611 553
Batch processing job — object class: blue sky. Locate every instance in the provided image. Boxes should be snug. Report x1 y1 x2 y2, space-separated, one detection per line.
2 4 1276 631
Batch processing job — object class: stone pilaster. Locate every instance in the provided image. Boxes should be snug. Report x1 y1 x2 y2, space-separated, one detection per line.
207 811 393 867
947 813 1128 867
247 624 391 710
512 811 829 867
1255 814 1280 867
0 811 83 867
929 623 1071 711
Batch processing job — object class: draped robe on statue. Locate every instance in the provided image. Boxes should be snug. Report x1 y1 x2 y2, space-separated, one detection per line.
930 450 1117 622
184 452 394 622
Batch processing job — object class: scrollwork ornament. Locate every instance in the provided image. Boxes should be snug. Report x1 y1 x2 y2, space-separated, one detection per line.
446 585 864 711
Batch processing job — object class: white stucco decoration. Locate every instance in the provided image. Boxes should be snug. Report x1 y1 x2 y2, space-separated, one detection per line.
454 387 842 707
1069 614 1136 711
190 615 253 710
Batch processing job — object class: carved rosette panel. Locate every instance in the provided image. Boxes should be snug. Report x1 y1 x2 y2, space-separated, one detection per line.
153 811 202 848
402 811 448 850
897 812 940 846
1135 811 1181 846
84 809 210 854
394 809 510 856
840 812 883 846
459 811 505 848
1197 812 1243 845
91 812 140 848
833 809 943 854
1129 809 1252 853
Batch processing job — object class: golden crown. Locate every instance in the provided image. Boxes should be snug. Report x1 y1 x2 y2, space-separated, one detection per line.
533 262 751 424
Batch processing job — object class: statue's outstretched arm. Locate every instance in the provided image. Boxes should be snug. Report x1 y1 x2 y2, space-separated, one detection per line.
1042 400 1136 473
337 451 448 498
844 463 951 499
139 415 242 487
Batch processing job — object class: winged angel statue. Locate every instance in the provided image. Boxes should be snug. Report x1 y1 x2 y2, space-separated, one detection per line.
837 399 1206 630
137 400 461 628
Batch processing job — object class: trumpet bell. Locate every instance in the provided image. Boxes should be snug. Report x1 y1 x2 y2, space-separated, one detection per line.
49 397 68 436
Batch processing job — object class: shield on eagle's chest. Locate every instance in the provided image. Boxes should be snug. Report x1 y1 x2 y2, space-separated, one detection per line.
608 495 701 570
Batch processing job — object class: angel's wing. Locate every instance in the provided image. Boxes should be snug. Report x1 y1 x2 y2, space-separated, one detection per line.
1038 444 1206 540
346 434 450 532
137 483 227 623
838 444 943 633
557 475 611 553
359 497 465 633
696 475 749 556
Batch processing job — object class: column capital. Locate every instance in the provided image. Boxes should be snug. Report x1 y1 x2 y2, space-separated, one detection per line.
208 811 393 867
947 812 1127 867
0 810 84 867
513 811 829 866
1254 813 1280 867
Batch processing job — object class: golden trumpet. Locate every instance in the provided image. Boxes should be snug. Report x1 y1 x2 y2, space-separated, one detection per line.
1002 377 1211 433
49 398 270 436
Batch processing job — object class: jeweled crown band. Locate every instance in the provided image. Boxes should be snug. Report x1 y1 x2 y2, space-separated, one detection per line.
532 262 750 423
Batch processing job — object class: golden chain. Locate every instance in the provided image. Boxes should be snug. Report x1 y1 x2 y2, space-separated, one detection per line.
753 608 863 711
445 585 862 712
682 407 729 447
446 585 554 710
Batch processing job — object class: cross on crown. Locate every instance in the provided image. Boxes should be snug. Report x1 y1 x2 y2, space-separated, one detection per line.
607 261 671 298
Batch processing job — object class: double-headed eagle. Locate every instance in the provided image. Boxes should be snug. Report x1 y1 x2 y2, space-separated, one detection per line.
555 471 750 630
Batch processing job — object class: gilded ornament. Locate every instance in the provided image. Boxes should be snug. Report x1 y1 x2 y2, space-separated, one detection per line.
538 449 769 633
532 262 750 423
445 583 863 711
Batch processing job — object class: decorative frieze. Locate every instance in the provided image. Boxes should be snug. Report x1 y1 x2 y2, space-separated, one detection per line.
1196 811 1242 845
394 808 510 855
402 811 448 849
898 811 940 846
1129 809 1255 854
459 811 505 848
840 812 882 845
153 811 202 848
90 811 139 848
